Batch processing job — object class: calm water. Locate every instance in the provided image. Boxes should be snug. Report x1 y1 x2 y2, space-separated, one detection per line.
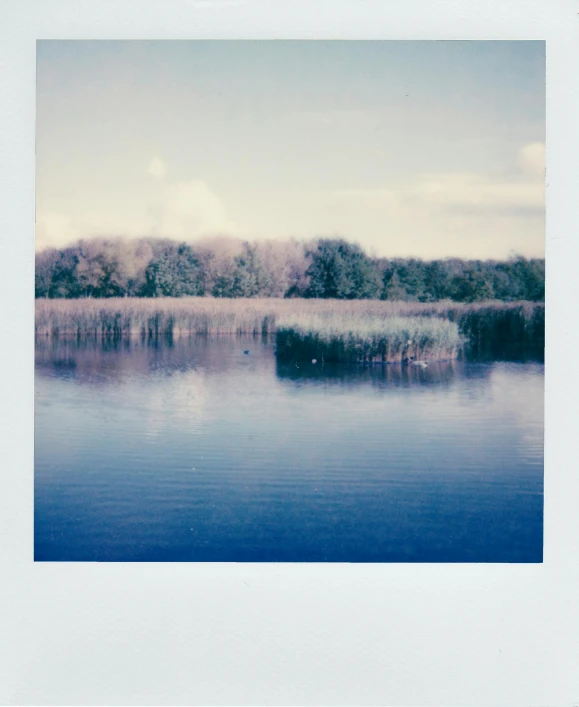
35 336 544 562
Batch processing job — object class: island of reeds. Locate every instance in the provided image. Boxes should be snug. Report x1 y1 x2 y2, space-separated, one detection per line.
275 315 463 364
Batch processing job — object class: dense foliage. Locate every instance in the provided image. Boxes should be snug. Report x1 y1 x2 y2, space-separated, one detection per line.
35 236 545 302
275 314 462 363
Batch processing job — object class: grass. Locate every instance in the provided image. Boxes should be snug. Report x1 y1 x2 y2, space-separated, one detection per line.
35 297 279 337
34 297 544 359
275 314 462 363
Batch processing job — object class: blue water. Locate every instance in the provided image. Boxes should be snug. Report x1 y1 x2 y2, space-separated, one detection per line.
34 336 544 562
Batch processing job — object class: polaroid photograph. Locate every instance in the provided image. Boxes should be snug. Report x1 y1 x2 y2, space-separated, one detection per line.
2 1 578 705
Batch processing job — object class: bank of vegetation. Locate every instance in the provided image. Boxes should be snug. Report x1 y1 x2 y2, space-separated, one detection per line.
35 297 545 361
36 236 545 303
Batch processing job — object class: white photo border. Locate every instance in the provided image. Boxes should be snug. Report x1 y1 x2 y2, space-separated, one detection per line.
1 1 578 705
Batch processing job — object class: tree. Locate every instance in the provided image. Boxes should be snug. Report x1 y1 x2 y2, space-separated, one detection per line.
107 239 153 296
230 242 271 297
509 256 545 301
50 248 81 298
451 268 494 302
35 248 60 298
194 236 241 297
383 271 409 301
253 239 310 298
34 235 545 303
305 238 382 299
424 261 452 301
74 239 108 297
391 258 427 301
144 243 203 297
490 266 515 301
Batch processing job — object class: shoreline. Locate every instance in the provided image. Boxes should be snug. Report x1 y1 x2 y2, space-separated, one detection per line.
34 298 544 361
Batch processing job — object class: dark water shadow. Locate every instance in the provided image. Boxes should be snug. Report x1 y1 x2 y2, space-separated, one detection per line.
463 341 544 363
274 357 495 390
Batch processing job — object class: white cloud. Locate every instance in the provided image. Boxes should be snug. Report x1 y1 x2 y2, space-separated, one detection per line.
35 180 238 250
335 143 545 216
407 172 544 211
517 142 545 178
154 180 237 239
335 172 544 213
81 209 155 236
147 157 167 178
35 211 80 250
35 209 159 251
328 151 545 259
330 141 545 257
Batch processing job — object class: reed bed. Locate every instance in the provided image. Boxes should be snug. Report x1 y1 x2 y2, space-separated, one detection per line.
275 315 462 363
35 297 280 337
35 297 544 358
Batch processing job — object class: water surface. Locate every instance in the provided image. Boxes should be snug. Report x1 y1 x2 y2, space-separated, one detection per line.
35 336 544 562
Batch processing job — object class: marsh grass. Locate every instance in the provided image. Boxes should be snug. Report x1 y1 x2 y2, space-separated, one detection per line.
275 315 462 363
35 298 544 359
35 297 279 337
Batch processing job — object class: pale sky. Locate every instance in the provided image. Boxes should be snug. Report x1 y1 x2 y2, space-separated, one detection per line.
36 40 545 258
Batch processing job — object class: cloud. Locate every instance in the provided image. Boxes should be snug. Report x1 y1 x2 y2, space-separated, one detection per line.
35 209 158 251
147 157 167 178
35 180 238 250
35 211 80 250
335 143 545 215
336 173 544 214
328 146 545 259
517 142 545 178
407 173 544 211
154 180 236 239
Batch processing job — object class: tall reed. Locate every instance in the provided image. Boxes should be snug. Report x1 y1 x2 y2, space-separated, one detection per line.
276 315 462 363
35 297 544 358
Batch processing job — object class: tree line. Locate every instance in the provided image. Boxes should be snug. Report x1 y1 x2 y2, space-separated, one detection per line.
35 236 545 302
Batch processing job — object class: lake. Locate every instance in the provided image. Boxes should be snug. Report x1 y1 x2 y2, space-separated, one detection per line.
34 335 544 562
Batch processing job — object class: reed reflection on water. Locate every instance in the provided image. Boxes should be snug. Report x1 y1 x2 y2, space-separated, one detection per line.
34 335 544 562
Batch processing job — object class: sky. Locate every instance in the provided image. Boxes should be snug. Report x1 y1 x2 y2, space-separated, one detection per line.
36 40 545 259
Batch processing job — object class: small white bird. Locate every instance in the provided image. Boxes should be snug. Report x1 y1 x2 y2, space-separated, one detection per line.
312 359 317 364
